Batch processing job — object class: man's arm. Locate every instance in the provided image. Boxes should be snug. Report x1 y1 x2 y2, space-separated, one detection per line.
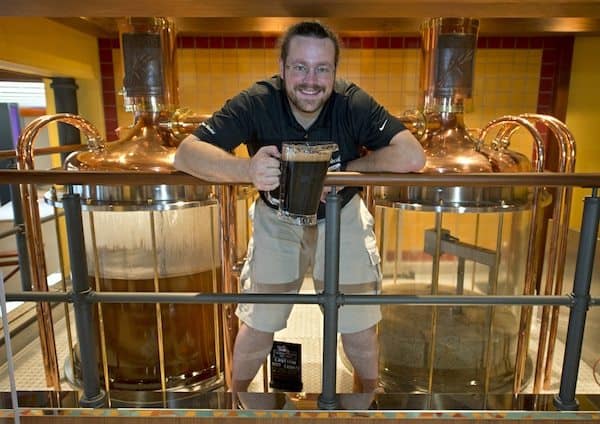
173 134 281 191
345 129 426 173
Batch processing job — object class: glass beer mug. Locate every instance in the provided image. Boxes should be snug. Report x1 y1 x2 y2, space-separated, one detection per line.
267 141 338 225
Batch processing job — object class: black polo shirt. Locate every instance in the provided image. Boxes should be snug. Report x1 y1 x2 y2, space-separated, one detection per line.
193 76 406 218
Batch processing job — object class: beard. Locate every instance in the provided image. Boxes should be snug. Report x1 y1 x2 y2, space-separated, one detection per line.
285 81 331 115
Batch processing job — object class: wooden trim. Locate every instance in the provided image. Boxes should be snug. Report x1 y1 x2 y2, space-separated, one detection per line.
19 107 46 117
5 0 600 18
9 415 600 424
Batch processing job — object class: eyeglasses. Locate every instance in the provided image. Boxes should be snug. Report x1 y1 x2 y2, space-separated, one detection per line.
286 63 334 79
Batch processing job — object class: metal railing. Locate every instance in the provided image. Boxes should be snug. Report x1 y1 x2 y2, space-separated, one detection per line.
0 169 599 411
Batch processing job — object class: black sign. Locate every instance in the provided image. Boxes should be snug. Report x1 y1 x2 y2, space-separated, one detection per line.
269 340 302 392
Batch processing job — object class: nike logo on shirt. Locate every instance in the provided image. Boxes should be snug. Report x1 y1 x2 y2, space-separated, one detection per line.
379 119 388 131
201 121 216 135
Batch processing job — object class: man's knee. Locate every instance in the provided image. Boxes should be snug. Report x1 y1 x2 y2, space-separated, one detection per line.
341 326 378 358
233 324 275 360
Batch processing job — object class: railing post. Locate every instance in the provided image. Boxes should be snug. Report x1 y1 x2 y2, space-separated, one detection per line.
554 188 599 411
62 194 106 407
318 187 341 410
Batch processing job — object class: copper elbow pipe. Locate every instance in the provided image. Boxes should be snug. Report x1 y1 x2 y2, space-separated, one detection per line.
518 114 576 393
16 113 104 390
480 114 577 394
480 115 546 394
17 113 104 170
479 115 546 173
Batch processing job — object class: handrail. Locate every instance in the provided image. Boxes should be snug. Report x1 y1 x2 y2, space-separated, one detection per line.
0 144 87 160
1 169 599 411
1 169 600 188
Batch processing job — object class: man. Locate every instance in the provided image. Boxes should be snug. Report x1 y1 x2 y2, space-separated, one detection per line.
174 21 425 394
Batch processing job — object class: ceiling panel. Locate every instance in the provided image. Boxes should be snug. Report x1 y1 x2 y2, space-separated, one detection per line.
5 1 600 35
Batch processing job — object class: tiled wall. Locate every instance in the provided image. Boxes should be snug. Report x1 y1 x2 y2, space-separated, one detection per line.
98 36 572 149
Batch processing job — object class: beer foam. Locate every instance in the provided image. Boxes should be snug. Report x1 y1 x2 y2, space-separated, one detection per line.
282 143 337 162
82 205 222 279
284 150 331 162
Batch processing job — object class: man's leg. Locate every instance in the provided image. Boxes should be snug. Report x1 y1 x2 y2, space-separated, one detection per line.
231 323 275 393
340 325 379 392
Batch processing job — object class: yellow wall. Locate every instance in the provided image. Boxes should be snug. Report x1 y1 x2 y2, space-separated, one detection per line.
565 36 600 229
0 17 105 146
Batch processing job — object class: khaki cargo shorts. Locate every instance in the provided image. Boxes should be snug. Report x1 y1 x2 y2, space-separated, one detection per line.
235 194 382 334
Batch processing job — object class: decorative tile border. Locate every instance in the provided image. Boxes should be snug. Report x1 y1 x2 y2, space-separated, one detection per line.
0 407 599 420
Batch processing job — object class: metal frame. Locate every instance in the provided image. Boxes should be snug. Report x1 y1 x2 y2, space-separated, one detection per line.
0 169 599 411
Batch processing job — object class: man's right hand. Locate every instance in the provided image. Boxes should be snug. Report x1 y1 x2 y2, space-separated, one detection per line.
249 145 281 191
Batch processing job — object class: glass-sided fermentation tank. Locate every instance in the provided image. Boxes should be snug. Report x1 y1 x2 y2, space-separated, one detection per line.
373 17 575 394
19 17 252 398
69 195 221 392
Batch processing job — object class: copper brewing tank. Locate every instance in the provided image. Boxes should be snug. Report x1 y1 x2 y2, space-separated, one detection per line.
372 17 546 395
377 17 534 211
45 17 227 395
63 17 211 206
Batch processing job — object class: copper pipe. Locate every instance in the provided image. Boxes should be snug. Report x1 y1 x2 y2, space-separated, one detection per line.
479 115 546 173
1 266 19 281
2 169 599 188
217 185 239 390
427 211 443 396
209 205 223 381
512 186 545 393
149 211 168 402
16 113 103 390
525 115 569 393
0 144 87 160
52 205 76 393
520 115 577 390
480 115 547 394
227 185 240 387
17 114 103 167
88 212 112 402
483 213 504 397
158 111 212 144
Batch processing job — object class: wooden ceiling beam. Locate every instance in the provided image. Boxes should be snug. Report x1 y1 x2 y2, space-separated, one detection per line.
4 0 600 18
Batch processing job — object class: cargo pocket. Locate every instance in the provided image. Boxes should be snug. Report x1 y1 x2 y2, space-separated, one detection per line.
365 237 383 294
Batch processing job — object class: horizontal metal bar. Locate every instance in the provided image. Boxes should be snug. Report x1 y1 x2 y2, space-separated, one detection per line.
0 214 58 241
341 294 579 306
1 169 600 188
0 144 86 160
4 292 71 302
0 227 20 240
5 290 598 308
89 292 322 304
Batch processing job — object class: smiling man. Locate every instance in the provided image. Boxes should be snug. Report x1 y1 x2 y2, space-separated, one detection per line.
174 21 425 396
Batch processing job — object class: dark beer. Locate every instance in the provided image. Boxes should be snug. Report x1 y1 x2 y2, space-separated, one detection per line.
280 159 329 216
276 142 337 225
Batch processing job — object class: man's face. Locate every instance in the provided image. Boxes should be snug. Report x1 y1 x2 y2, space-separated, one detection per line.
280 35 336 123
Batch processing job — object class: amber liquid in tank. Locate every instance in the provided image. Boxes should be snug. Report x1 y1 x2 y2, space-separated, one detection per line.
90 269 221 390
